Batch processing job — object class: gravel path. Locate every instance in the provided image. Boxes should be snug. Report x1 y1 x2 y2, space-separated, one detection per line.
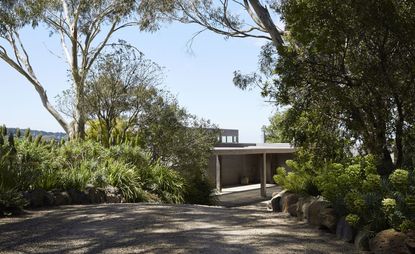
0 203 355 254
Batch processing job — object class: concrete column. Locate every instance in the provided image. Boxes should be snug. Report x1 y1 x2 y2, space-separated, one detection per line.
261 153 267 197
216 155 221 192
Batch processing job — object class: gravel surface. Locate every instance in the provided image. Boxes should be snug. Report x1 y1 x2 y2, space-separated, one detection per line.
0 203 355 254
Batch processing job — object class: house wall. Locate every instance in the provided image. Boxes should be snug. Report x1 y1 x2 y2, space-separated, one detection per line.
208 153 294 187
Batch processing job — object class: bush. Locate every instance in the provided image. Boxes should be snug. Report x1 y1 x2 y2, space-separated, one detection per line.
273 160 319 195
0 130 198 211
276 154 415 233
0 185 27 216
103 159 146 202
141 163 185 204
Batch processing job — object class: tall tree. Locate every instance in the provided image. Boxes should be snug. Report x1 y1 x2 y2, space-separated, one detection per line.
272 0 415 173
164 0 415 173
83 46 163 145
0 0 171 139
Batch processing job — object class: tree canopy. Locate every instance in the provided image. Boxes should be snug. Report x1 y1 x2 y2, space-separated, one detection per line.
0 0 174 139
171 0 415 173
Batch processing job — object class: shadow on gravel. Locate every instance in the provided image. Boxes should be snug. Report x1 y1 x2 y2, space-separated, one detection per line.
0 204 355 253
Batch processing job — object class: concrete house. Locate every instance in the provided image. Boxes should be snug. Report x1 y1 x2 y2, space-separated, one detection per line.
207 129 295 197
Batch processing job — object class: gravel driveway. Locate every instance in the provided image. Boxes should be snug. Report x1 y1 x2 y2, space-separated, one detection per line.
0 203 355 253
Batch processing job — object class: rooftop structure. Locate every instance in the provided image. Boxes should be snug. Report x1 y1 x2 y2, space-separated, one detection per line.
208 128 295 198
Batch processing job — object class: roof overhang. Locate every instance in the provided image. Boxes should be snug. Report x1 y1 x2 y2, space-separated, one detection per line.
212 143 295 155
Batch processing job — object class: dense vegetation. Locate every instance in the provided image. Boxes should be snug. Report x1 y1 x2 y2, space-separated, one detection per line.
0 120 217 215
274 156 415 233
263 0 415 235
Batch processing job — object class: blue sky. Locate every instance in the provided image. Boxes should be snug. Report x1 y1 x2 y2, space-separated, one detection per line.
0 20 278 143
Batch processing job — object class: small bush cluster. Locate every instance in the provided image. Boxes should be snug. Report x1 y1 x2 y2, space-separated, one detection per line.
274 155 415 233
0 126 212 216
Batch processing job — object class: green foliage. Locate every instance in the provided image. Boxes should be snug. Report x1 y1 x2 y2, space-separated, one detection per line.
263 111 290 143
102 159 145 202
345 214 360 228
280 153 415 233
389 169 409 193
399 219 415 233
0 126 206 214
273 160 319 195
183 174 217 205
0 185 27 216
141 163 185 204
272 0 415 173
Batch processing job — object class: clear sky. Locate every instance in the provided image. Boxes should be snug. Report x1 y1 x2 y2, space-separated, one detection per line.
0 20 278 143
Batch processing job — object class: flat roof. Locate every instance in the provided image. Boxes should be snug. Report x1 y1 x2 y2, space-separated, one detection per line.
212 143 295 155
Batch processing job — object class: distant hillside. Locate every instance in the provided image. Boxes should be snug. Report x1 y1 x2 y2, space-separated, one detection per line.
3 127 67 140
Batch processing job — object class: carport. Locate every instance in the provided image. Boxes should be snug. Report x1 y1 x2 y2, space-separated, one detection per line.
211 144 295 197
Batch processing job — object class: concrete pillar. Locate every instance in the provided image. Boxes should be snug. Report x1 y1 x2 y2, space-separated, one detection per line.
216 155 221 192
261 153 267 197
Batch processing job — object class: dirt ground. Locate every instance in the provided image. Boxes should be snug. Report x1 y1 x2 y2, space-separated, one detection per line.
0 203 356 254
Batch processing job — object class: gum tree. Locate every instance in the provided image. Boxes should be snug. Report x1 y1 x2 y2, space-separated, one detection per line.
0 0 172 139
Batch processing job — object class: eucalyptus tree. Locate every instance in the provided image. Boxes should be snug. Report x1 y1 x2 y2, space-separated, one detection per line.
0 0 170 139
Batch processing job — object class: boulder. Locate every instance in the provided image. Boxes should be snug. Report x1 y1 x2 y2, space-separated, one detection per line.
355 230 373 251
105 193 122 203
405 231 415 254
296 196 317 221
287 203 298 217
370 229 410 254
24 189 54 207
269 189 289 212
320 207 338 233
105 186 120 195
104 186 123 203
336 217 355 243
86 186 106 204
68 189 89 204
281 193 300 213
53 191 72 206
45 191 55 206
307 198 331 226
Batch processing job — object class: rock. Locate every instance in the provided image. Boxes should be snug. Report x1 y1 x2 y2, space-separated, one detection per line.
405 231 415 254
86 186 106 203
287 203 297 217
307 198 331 226
45 191 55 206
281 193 300 213
269 189 289 212
24 189 54 207
53 191 72 206
370 229 410 254
68 189 89 204
355 230 373 251
296 196 316 221
320 207 338 233
105 193 122 203
105 186 120 195
336 217 355 243
104 186 123 203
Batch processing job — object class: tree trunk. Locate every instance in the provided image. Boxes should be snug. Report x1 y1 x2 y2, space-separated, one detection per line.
373 121 394 175
33 83 71 135
0 53 70 135
395 97 404 168
73 82 86 140
248 0 284 47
